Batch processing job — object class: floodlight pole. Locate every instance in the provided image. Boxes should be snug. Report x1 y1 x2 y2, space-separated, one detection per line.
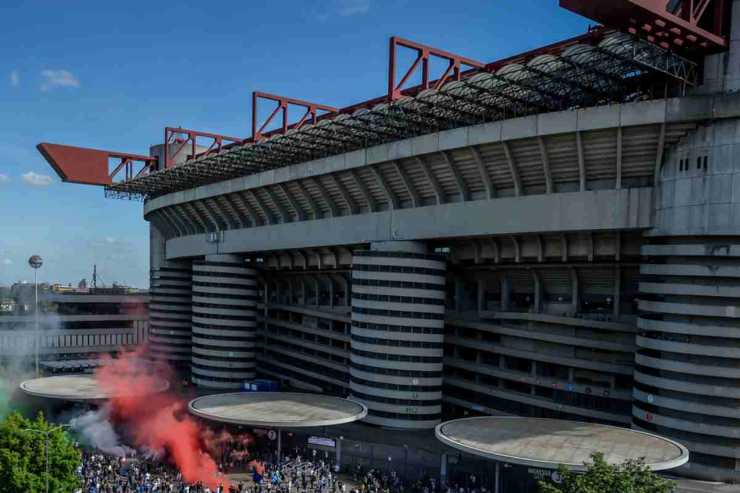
28 255 43 377
34 268 39 376
21 423 70 493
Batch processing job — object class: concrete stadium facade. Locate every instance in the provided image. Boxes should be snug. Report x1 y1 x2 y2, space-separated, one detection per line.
139 90 740 480
40 3 740 482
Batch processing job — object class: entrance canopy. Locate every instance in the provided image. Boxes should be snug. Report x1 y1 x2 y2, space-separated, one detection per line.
188 392 367 428
435 416 688 472
20 374 169 402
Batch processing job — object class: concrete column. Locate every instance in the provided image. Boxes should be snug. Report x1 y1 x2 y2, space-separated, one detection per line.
532 270 542 313
570 268 580 314
328 277 335 309
500 276 511 311
455 278 465 313
612 266 621 319
343 276 350 306
699 0 740 93
191 254 257 389
349 241 446 429
477 279 485 314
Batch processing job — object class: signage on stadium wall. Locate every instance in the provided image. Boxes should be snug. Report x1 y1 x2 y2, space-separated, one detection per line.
308 436 336 448
242 379 280 392
502 465 565 492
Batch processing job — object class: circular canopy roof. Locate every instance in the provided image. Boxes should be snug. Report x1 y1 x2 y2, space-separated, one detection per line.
435 417 689 472
188 392 367 428
20 374 169 402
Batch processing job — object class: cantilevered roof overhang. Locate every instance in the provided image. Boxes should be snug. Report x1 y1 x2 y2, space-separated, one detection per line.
105 31 698 200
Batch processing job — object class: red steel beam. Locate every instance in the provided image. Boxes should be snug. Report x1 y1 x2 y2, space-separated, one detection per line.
37 143 156 186
388 36 485 101
560 0 729 53
163 127 242 168
252 91 337 141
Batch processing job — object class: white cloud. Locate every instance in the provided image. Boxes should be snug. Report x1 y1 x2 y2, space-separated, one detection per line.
0 174 9 184
336 0 370 16
40 69 80 92
9 70 19 87
313 0 370 21
22 171 53 187
2 259 12 266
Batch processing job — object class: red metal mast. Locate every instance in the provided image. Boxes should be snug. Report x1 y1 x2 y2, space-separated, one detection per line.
251 91 337 142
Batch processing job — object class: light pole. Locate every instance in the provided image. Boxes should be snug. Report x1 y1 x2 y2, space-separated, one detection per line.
28 255 43 377
20 423 70 493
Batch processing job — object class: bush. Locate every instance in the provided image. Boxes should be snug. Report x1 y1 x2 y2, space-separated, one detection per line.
539 452 676 493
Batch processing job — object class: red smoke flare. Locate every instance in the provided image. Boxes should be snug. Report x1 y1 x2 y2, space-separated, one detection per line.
96 348 230 490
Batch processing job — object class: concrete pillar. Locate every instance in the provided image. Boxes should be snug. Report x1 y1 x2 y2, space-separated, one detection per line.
455 278 465 313
328 276 335 309
698 0 740 93
343 276 350 306
612 266 621 319
349 241 446 429
569 268 580 314
500 276 511 311
477 279 485 314
191 254 257 389
532 270 542 313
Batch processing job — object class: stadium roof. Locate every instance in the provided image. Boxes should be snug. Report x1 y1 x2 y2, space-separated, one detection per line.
104 30 697 200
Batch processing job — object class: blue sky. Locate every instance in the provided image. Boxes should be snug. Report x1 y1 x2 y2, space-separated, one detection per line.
0 0 591 288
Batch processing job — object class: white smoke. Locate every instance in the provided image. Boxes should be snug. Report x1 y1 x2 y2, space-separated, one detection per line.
69 406 133 457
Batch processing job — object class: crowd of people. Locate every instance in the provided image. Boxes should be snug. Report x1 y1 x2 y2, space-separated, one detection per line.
76 450 211 492
74 446 471 493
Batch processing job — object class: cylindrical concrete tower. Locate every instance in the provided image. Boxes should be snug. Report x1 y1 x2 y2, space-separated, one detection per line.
636 120 740 482
191 254 258 389
350 241 446 429
148 225 192 369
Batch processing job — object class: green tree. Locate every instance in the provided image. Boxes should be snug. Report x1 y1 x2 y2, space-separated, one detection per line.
0 411 81 493
539 452 676 493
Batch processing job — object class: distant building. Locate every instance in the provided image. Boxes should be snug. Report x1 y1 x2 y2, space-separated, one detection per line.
0 299 14 313
0 289 149 372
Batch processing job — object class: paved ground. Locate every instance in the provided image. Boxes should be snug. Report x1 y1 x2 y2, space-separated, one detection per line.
189 392 367 427
19 374 168 401
673 478 740 492
436 416 688 472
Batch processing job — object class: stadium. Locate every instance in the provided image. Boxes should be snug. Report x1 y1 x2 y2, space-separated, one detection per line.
38 0 740 482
